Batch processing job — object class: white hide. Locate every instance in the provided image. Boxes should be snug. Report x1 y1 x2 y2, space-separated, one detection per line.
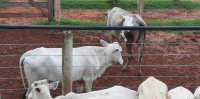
87 95 135 99
28 80 137 99
65 86 138 99
194 86 200 99
167 86 193 99
137 76 168 99
20 39 123 97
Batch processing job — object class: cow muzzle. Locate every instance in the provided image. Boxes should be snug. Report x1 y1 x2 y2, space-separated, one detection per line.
119 58 123 65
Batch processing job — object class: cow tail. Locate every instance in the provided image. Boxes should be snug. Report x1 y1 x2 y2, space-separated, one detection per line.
19 57 26 89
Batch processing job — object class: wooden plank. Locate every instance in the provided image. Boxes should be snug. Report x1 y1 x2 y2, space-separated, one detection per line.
0 13 44 18
0 2 47 8
48 0 54 21
28 0 48 16
54 0 60 22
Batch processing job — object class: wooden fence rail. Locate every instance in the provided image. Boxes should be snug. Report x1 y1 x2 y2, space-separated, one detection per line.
0 0 58 21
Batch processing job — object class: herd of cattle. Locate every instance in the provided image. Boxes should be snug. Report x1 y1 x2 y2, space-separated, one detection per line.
26 76 200 99
17 7 198 99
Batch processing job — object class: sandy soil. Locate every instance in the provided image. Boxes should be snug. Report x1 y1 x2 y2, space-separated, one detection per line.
0 4 200 99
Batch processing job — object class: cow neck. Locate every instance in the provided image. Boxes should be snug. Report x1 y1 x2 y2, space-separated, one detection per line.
91 46 110 66
102 47 111 66
91 46 112 77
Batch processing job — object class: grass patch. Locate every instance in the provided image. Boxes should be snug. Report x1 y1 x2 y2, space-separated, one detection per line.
60 0 200 10
32 18 105 26
32 18 200 26
147 19 200 26
0 0 8 2
0 0 10 9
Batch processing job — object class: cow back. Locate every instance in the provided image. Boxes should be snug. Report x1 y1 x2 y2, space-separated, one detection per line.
137 76 168 99
167 86 193 99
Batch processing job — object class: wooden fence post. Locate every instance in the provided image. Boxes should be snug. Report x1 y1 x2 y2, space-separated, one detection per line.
62 31 73 95
54 0 61 22
137 0 144 17
48 0 54 21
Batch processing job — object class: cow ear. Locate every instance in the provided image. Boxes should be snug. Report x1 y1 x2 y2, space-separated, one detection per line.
117 15 125 26
49 81 59 90
103 11 108 16
100 39 109 47
35 88 41 93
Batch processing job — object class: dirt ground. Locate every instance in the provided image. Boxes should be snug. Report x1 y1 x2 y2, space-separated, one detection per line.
0 5 200 99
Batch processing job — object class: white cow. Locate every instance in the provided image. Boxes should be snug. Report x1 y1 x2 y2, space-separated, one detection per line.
20 39 123 98
28 79 65 99
28 79 138 99
137 76 168 99
167 86 193 99
194 86 200 99
65 86 138 99
104 7 147 76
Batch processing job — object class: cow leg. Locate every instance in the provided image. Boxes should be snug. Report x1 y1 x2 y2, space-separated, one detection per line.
136 31 146 76
84 78 93 92
76 81 84 93
123 40 133 72
110 31 115 43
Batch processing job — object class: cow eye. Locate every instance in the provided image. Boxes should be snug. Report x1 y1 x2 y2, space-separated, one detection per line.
34 83 38 86
115 49 119 52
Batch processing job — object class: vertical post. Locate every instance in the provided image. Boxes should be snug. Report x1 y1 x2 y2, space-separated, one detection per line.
54 0 61 22
48 0 54 21
137 0 144 17
62 31 73 95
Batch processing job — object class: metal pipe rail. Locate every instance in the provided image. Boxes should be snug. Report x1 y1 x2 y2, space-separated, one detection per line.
0 24 200 30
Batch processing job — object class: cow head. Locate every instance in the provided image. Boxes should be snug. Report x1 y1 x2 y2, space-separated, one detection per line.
100 39 123 65
28 79 59 99
119 14 147 42
120 14 147 27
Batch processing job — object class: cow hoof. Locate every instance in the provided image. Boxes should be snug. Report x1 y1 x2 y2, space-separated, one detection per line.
122 67 129 72
122 69 128 72
136 72 141 76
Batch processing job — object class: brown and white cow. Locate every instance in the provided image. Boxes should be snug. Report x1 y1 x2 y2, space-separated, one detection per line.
104 7 147 75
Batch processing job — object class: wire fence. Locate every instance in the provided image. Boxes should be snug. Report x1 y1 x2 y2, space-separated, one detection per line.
0 28 199 96
0 1 200 98
0 6 199 94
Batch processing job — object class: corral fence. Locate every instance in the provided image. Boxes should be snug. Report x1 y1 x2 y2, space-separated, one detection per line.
0 0 60 21
1 0 199 22
0 24 200 98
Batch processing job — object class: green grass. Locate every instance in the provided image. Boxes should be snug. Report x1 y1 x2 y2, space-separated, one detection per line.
0 0 9 9
0 0 8 2
28 0 200 27
147 19 200 26
32 18 105 26
60 0 200 10
32 18 200 26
